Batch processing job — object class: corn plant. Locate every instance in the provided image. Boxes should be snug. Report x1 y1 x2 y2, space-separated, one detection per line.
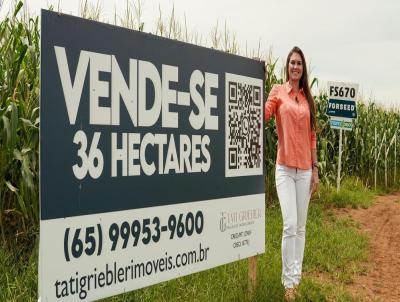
0 1 39 248
1 0 400 248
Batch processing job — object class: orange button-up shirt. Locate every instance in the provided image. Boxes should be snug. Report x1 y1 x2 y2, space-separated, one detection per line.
265 82 316 170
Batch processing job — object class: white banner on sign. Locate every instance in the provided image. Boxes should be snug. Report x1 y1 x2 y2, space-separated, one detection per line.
327 81 359 102
330 117 353 131
39 194 265 301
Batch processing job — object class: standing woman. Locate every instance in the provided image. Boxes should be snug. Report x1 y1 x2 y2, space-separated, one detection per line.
264 46 319 301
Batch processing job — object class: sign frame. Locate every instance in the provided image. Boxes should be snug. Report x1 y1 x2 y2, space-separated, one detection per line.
39 10 265 301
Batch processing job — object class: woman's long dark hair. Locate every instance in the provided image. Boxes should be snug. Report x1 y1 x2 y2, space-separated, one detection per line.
285 46 316 130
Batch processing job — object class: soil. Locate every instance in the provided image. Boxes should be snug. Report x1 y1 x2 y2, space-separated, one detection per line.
337 192 400 302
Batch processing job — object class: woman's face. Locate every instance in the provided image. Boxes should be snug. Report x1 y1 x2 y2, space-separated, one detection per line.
288 52 303 82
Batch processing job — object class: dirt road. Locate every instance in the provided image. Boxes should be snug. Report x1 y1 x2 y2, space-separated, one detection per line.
342 192 400 301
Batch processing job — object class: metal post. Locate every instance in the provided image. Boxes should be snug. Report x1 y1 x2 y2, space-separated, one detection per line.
385 142 388 187
395 134 397 185
375 127 377 189
337 128 343 192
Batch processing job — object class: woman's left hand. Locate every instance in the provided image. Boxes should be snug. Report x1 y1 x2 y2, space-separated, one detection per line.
311 168 319 194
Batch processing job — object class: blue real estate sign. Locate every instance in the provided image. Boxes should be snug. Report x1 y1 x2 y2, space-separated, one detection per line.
326 81 359 131
40 10 265 301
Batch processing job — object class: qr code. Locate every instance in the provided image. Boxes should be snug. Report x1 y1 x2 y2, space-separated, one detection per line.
225 73 263 177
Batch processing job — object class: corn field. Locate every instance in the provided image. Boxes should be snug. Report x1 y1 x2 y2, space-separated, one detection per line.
1 1 399 247
0 1 39 249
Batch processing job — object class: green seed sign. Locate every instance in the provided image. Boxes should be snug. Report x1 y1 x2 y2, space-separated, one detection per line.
327 81 359 131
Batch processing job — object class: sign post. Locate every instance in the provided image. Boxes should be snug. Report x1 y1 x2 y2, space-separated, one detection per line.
337 128 343 192
40 10 265 301
248 255 257 294
326 81 358 191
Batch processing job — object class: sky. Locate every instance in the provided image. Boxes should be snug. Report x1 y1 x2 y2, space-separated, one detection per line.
1 0 400 108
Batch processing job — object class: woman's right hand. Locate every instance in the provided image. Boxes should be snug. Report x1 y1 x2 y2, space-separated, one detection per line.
310 168 319 194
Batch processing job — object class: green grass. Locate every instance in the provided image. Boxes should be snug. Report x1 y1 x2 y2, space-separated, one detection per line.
0 242 38 302
1 188 371 301
318 178 375 209
305 204 368 284
295 278 354 302
372 184 400 195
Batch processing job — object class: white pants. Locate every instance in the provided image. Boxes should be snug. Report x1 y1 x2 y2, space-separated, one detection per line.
275 164 312 289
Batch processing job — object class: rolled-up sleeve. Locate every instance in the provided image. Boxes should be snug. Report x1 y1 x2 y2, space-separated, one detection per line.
264 84 280 121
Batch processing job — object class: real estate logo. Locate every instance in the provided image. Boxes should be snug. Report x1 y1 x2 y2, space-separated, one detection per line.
219 208 262 232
